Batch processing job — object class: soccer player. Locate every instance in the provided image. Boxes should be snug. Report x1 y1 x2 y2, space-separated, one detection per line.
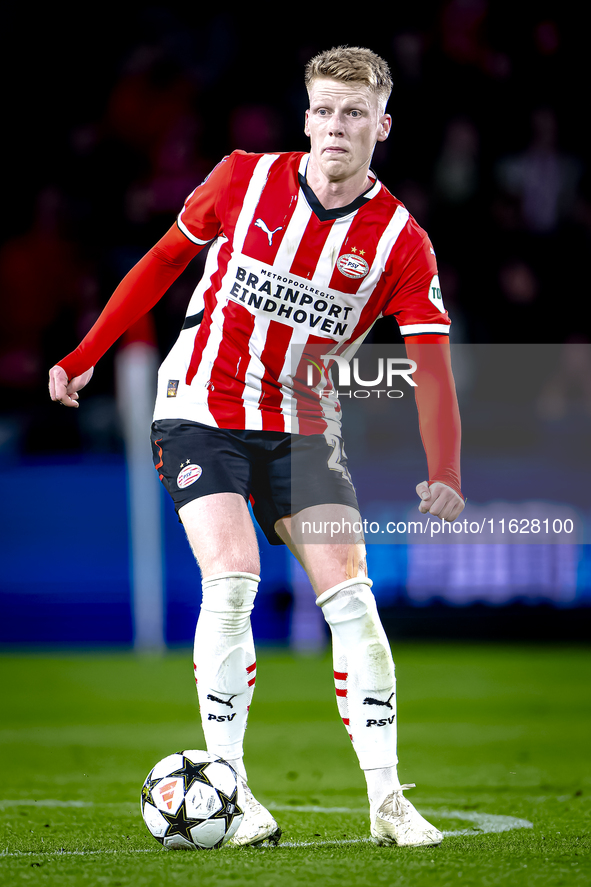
49 46 464 847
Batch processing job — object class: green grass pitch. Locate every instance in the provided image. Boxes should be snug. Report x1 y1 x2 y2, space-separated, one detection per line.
1 643 589 886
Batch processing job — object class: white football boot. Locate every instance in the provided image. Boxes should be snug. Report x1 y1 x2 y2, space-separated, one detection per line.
370 784 443 847
228 778 282 847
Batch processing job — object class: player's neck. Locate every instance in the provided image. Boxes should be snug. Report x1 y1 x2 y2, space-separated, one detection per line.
305 159 373 210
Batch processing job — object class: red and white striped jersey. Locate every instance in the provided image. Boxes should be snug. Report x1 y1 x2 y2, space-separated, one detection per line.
151 149 449 434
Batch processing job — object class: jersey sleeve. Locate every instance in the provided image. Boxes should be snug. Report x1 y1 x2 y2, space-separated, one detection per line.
405 335 462 499
56 223 203 379
382 217 451 337
55 153 247 379
176 151 241 245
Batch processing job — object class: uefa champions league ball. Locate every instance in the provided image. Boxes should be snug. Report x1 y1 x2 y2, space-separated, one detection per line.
141 750 245 849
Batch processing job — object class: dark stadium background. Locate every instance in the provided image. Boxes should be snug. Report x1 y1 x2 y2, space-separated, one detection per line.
1 3 589 647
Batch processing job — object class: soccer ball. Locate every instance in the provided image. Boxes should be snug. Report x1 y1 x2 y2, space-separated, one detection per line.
141 750 245 849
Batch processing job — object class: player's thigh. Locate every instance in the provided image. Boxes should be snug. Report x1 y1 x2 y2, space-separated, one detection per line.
180 492 260 577
276 503 368 596
151 420 260 577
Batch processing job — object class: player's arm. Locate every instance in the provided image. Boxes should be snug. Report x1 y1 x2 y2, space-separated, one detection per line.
49 224 203 407
405 335 464 522
383 223 464 521
49 153 237 406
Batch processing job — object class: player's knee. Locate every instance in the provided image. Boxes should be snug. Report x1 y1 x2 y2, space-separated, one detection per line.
196 550 260 579
316 577 374 612
201 572 259 616
316 578 377 628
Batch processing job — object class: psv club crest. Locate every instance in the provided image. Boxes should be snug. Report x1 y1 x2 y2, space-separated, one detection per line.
177 463 203 489
337 252 370 280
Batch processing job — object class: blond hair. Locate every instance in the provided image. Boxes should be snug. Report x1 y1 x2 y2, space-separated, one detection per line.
305 46 393 110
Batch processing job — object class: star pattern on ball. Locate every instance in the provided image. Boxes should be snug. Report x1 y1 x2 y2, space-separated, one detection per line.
208 784 243 835
158 798 200 845
168 756 212 793
141 775 163 811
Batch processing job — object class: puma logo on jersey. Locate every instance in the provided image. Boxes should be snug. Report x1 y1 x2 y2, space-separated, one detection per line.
363 692 395 710
255 218 283 246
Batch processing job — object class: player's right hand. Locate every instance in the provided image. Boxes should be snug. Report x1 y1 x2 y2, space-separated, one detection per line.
48 365 94 408
416 480 465 522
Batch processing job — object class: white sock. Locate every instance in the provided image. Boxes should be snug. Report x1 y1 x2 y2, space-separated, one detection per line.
317 579 401 806
193 572 259 763
364 767 402 812
225 756 247 781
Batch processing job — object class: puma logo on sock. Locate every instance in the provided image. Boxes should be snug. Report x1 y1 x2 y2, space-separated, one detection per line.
207 694 237 708
363 693 395 710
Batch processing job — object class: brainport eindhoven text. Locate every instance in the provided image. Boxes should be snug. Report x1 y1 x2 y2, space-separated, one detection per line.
229 265 418 397
230 266 353 337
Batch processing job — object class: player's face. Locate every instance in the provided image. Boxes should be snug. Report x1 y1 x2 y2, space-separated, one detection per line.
305 78 391 184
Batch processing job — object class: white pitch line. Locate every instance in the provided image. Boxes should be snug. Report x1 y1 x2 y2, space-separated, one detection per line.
261 838 372 849
270 804 367 814
0 800 92 808
0 849 159 859
0 799 533 841
267 805 533 837
425 810 533 836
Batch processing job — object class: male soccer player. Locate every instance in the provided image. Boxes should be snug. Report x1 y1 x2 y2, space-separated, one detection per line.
49 46 464 847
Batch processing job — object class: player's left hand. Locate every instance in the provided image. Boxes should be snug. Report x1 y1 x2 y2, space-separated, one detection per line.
416 481 465 522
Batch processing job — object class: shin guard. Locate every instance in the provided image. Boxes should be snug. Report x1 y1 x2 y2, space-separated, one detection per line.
193 572 258 761
317 579 398 770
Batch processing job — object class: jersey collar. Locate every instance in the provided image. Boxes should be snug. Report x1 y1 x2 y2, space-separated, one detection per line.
299 155 381 222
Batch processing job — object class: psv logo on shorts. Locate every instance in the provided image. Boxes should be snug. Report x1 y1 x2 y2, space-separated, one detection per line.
177 463 203 489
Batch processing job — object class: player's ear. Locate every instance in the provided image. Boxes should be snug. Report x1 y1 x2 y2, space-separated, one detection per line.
377 114 392 142
304 108 310 138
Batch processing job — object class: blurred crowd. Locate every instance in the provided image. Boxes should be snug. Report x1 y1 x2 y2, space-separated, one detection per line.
1 2 589 455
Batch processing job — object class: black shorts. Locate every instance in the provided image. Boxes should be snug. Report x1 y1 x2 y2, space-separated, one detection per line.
150 419 359 545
